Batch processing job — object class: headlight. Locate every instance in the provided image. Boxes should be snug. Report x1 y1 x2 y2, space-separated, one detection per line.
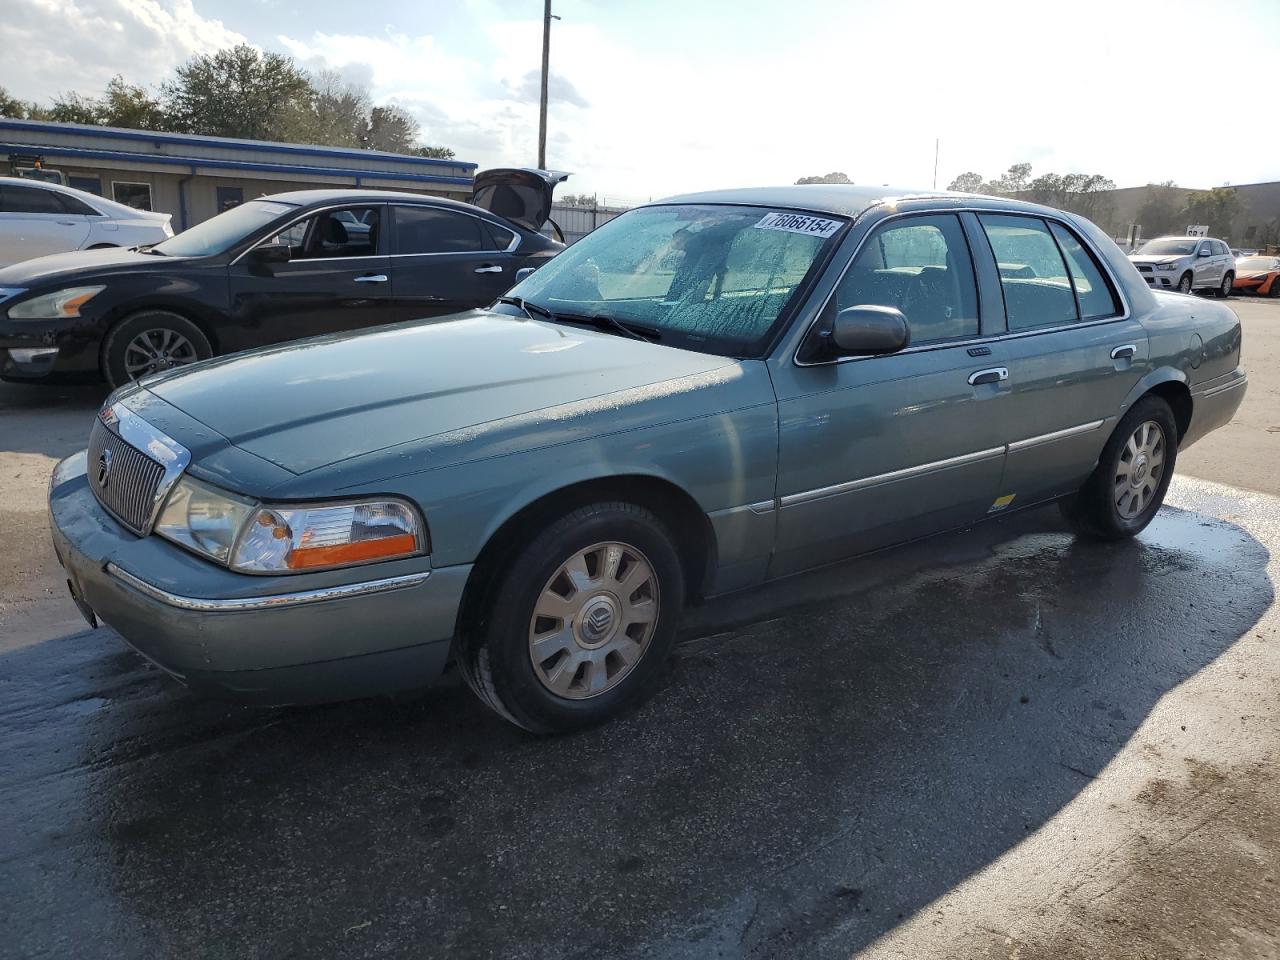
1157 262 1180 270
230 500 424 573
154 476 425 573
155 476 256 563
7 285 106 320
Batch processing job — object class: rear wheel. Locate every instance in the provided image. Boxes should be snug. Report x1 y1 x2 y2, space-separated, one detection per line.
1270 277 1280 298
1059 395 1178 540
1177 272 1193 294
101 310 212 388
456 501 685 733
1217 272 1233 298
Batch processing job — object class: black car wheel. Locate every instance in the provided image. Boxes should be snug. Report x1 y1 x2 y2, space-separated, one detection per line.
1271 277 1280 299
1059 395 1178 540
102 310 213 388
1177 273 1193 294
456 501 685 734
1217 272 1233 298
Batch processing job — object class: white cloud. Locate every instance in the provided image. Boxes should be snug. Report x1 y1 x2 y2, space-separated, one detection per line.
0 0 245 100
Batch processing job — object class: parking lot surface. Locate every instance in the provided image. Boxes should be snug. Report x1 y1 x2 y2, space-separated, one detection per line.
2 298 1278 959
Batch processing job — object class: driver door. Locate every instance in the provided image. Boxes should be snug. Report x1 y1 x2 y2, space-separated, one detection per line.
226 204 392 350
769 213 1008 577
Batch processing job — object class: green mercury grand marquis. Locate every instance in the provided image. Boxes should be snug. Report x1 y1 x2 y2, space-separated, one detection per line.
48 185 1247 733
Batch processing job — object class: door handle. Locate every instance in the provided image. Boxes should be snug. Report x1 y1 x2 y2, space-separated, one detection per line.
474 264 503 274
353 274 388 283
1110 344 1136 360
58 221 78 226
967 367 1009 386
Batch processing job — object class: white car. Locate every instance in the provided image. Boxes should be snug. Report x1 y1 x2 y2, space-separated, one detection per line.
1128 235 1236 297
0 177 173 268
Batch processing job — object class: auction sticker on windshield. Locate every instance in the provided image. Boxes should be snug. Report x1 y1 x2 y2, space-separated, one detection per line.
754 212 842 238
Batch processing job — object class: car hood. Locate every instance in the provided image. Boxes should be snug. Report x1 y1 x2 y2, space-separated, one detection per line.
1128 255 1185 266
141 311 739 475
0 246 178 285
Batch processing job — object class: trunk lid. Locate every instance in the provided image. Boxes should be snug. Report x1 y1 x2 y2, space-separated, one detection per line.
471 168 569 232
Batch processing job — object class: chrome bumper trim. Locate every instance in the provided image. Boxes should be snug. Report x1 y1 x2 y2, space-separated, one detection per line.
1007 419 1105 452
1197 374 1248 400
106 564 430 612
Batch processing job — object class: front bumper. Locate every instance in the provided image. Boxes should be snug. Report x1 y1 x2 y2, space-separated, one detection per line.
48 452 470 703
0 316 102 381
1134 268 1186 290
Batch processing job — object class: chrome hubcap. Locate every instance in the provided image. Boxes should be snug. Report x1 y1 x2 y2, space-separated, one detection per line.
1114 420 1165 519
124 328 198 379
528 541 659 699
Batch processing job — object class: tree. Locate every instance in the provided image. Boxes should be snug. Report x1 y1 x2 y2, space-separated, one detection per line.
993 162 1032 194
48 91 101 125
162 44 314 141
0 86 24 118
408 145 456 159
947 171 985 192
1183 187 1241 243
1135 181 1184 238
98 77 167 130
361 104 419 153
795 172 852 185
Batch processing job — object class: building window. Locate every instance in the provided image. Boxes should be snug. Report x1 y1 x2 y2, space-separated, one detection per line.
68 176 102 196
111 181 153 211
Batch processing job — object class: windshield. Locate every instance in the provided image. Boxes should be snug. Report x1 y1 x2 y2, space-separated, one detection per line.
1137 238 1199 256
504 204 843 356
151 200 299 257
1237 256 1278 271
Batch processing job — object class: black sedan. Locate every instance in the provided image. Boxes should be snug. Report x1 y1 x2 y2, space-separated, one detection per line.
0 169 566 386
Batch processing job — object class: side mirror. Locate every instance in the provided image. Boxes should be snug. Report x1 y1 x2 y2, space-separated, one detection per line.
251 244 291 266
513 266 537 284
829 305 911 356
1198 248 1211 257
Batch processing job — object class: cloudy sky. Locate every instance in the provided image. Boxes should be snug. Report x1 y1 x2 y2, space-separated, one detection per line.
3 0 1279 201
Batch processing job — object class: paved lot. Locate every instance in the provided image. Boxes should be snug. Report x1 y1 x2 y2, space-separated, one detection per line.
1 298 1278 959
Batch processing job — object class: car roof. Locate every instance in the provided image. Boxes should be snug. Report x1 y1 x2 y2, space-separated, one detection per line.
264 188 477 210
653 184 1067 220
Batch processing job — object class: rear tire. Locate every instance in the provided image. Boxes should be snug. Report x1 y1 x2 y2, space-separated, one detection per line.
1217 272 1233 298
101 310 212 388
456 501 685 734
1059 395 1178 540
1270 277 1280 298
1177 272 1193 294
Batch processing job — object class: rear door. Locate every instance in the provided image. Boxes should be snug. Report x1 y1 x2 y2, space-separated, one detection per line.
0 183 92 265
386 204 520 321
226 203 393 349
974 213 1147 505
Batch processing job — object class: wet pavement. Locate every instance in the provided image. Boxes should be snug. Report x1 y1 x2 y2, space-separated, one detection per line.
2 475 1277 959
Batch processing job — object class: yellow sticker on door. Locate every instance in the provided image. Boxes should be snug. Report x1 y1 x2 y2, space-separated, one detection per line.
988 494 1016 513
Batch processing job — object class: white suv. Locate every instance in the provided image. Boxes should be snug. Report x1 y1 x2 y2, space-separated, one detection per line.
0 177 173 268
1128 236 1235 297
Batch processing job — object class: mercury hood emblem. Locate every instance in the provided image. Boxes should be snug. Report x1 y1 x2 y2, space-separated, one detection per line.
96 447 113 489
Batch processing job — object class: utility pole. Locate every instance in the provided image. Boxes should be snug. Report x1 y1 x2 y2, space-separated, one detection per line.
537 0 554 169
933 138 939 190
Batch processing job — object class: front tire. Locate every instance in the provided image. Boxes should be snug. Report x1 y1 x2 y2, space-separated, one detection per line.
1059 395 1178 540
456 501 685 734
1177 272 1193 294
101 310 212 388
1217 272 1233 298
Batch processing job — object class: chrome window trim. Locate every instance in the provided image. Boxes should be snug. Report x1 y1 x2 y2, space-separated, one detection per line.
98 401 192 534
106 564 430 612
1007 419 1105 452
792 206 1133 367
229 201 519 266
779 445 1006 508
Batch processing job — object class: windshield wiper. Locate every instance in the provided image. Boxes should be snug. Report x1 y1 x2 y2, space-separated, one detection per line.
494 296 660 343
135 244 167 256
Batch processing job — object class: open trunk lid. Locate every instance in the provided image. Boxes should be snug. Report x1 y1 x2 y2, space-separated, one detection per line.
471 168 569 232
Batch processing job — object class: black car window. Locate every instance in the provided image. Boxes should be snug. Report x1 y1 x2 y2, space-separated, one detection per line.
0 185 65 214
485 222 516 251
274 206 382 260
834 214 979 345
55 192 101 216
393 206 490 254
979 214 1077 330
1047 222 1121 321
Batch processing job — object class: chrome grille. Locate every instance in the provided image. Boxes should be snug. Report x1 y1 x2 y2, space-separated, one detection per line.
88 418 166 535
1135 263 1153 273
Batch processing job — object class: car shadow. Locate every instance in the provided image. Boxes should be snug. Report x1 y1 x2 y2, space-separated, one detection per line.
0 502 1270 960
0 380 108 459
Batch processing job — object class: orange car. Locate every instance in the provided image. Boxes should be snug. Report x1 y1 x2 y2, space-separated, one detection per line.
1232 256 1280 297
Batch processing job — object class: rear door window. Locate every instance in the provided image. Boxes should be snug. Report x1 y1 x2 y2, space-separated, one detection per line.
1047 222 1121 321
978 214 1077 330
0 185 65 214
393 206 493 254
833 214 979 344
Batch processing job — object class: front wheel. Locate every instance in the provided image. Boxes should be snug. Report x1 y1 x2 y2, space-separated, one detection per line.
1217 272 1233 298
456 501 685 733
1059 395 1178 539
101 310 212 388
1177 273 1193 294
